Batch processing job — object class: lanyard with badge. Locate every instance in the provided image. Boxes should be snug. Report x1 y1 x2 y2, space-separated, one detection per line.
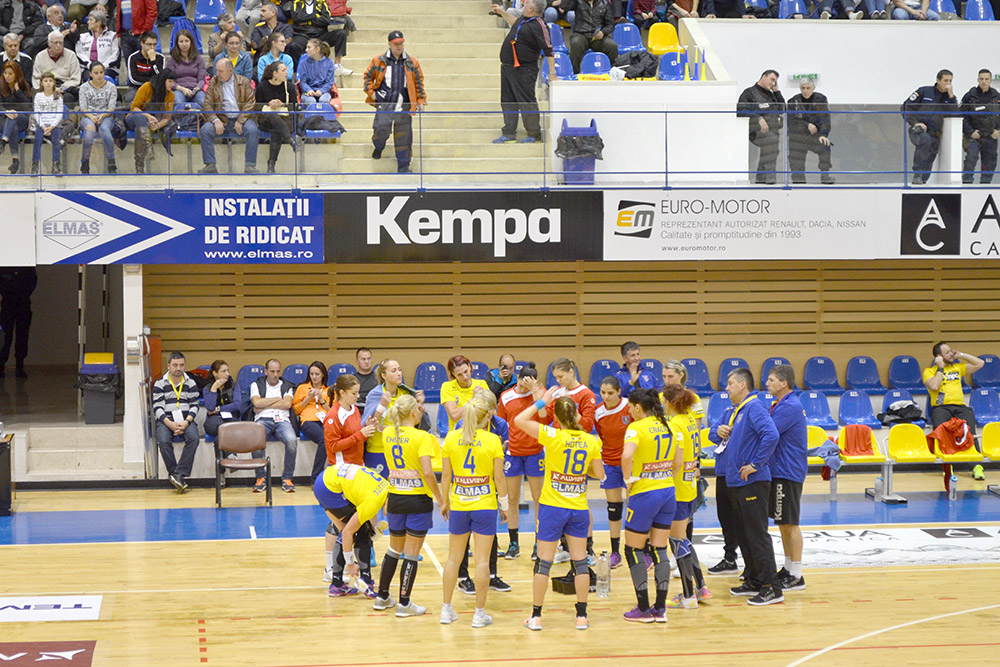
716 394 757 455
510 17 528 67
168 375 186 423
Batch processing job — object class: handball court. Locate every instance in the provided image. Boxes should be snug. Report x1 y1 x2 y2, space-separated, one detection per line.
3 473 1000 666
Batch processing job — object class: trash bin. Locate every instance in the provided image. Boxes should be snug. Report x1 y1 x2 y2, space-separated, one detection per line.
555 119 604 185
76 353 121 425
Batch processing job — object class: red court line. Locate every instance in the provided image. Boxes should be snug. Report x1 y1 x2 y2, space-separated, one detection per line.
196 619 207 664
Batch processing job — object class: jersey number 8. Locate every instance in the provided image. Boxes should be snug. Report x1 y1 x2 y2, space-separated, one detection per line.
391 444 405 468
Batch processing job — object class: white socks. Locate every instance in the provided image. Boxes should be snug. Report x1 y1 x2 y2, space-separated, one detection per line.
326 551 335 569
788 561 802 578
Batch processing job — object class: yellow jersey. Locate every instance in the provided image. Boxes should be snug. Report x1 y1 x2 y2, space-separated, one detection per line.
624 416 681 496
440 378 490 432
383 425 439 498
537 424 602 511
660 392 705 423
320 463 390 523
669 412 700 503
923 362 967 407
365 387 403 454
442 428 505 511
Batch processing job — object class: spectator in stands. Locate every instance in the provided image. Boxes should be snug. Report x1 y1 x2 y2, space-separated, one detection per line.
664 0 702 24
67 0 106 26
363 30 426 174
354 346 377 409
296 37 334 102
125 30 162 107
492 0 552 145
203 359 239 439
613 340 658 399
198 57 260 174
542 0 575 26
237 0 263 30
818 0 861 19
856 0 887 18
293 361 332 481
33 31 79 106
250 3 293 58
250 358 300 493
25 4 76 58
207 13 242 64
486 353 517 399
256 60 297 173
738 69 784 185
256 30 294 82
0 265 35 377
2 32 31 75
701 0 755 18
215 31 254 81
923 342 985 480
74 8 118 80
283 0 351 76
441 354 491 432
0 0 44 47
787 78 834 185
151 351 201 493
632 0 658 29
327 0 356 33
961 68 1000 185
166 29 206 130
902 69 957 185
77 60 117 174
891 0 940 20
567 0 617 75
126 68 175 174
31 70 62 173
117 0 157 70
0 60 30 174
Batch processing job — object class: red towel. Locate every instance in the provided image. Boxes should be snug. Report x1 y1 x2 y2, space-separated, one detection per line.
836 424 874 457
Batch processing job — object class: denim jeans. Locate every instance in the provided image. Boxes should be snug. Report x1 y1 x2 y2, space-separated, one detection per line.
79 116 115 161
543 7 575 26
156 421 200 478
1 113 28 152
32 126 61 163
255 417 298 479
172 89 206 128
199 116 259 167
891 7 940 18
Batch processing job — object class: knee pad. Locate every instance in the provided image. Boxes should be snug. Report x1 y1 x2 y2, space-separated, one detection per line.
624 545 642 568
669 537 691 559
534 558 553 577
572 558 589 576
326 521 339 536
607 501 623 523
355 528 373 547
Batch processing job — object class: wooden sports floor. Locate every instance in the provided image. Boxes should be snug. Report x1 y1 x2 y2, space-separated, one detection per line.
3 473 1000 666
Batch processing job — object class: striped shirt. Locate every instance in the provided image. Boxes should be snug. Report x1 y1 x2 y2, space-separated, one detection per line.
152 372 201 424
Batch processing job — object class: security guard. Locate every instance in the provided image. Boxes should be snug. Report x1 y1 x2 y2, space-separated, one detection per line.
961 68 1000 184
901 69 958 185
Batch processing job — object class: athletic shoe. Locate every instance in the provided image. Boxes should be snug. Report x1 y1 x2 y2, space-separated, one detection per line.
328 583 359 597
372 594 396 611
489 576 511 592
973 464 986 481
472 610 493 628
458 578 476 595
643 552 653 570
609 552 623 569
362 582 379 599
651 607 667 623
504 543 521 560
524 616 542 631
440 604 458 625
696 586 713 601
252 478 266 493
775 567 789 581
554 545 570 563
779 574 806 591
520 136 538 143
665 594 698 609
492 135 516 144
334 63 353 76
575 615 590 630
848 9 863 19
820 9 831 18
623 606 655 623
395 601 426 617
281 479 295 493
372 147 382 160
748 586 784 606
323 567 334 583
531 544 538 561
729 582 759 597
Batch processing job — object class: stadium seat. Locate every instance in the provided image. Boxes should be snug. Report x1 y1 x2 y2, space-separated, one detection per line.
760 357 792 387
982 423 1000 496
682 358 713 396
758 390 774 404
930 0 958 13
717 357 749 390
931 435 983 464
888 355 927 394
845 356 887 394
470 362 488 381
236 364 266 408
699 427 715 470
706 390 730 426
580 51 611 77
328 363 357 379
613 22 643 53
973 354 1000 389
657 48 685 81
964 0 995 19
514 360 531 375
887 423 937 464
646 22 679 56
169 17 203 52
839 389 882 429
541 52 577 84
800 391 838 430
589 359 618 396
548 23 569 54
806 425 829 465
803 356 844 395
970 388 1000 425
836 426 885 464
437 404 450 437
640 359 664 388
194 0 226 24
282 363 308 387
778 0 808 17
413 362 447 403
881 388 926 428
547 361 581 388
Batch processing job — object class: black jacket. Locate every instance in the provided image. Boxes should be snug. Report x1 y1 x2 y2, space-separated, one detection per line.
737 83 785 133
0 0 45 39
787 91 830 137
283 0 333 38
573 0 614 38
961 85 1000 138
901 84 958 135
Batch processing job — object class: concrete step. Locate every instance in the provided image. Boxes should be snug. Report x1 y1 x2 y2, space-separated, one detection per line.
341 155 546 175
340 140 543 158
338 57 504 74
351 28 504 43
27 447 127 473
340 43 502 58
347 15 501 29
27 425 124 450
355 0 495 14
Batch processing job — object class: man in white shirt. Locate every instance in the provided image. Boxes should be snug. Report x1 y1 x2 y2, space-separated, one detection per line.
250 358 299 493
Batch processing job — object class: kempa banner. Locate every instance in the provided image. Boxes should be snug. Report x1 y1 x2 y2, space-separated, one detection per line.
326 191 604 262
605 190 1000 261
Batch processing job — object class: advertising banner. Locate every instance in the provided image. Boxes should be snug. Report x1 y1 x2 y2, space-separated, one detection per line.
35 192 324 264
0 193 36 266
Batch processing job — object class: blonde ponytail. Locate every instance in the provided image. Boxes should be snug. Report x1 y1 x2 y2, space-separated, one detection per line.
385 393 418 428
461 394 494 449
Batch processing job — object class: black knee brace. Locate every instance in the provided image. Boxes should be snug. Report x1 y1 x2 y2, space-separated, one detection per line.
534 558 554 576
572 558 589 576
607 501 623 522
326 521 340 536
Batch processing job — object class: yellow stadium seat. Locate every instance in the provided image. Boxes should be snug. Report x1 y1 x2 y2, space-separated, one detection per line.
806 425 829 465
982 422 1000 460
887 423 937 463
836 427 885 464
647 23 679 56
700 427 714 469
931 436 983 463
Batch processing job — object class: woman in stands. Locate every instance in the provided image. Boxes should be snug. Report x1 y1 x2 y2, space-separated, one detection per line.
514 389 604 632
441 354 490 432
166 29 206 130
297 38 336 104
374 394 443 617
31 71 63 174
255 61 298 173
77 61 118 174
203 360 239 439
595 376 632 569
256 31 295 82
620 388 684 623
214 31 254 80
361 358 424 479
293 361 330 481
0 61 30 174
662 359 705 425
441 394 508 628
126 68 176 174
662 383 711 609
208 12 242 62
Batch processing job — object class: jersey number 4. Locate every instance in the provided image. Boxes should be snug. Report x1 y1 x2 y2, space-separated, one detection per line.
464 448 476 475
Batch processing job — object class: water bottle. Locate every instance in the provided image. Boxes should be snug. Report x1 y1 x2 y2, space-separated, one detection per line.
595 551 610 598
874 475 884 503
949 475 958 501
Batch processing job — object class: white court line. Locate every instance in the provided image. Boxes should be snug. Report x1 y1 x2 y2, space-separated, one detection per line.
422 541 444 576
249 526 257 540
785 603 1000 666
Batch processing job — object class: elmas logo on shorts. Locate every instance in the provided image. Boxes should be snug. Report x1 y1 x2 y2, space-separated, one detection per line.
899 193 961 255
614 200 655 239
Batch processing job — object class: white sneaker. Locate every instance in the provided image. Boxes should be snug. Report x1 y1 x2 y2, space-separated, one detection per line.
373 595 396 611
554 545 570 563
440 604 458 624
396 601 426 617
672 567 681 579
336 64 353 76
820 9 831 19
472 609 493 628
323 567 334 583
848 9 863 19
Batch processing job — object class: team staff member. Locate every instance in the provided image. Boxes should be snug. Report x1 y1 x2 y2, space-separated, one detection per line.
440 395 509 628
961 69 1000 185
361 358 424 478
514 390 604 632
737 69 785 185
923 342 985 480
375 394 443 617
902 69 958 185
363 30 426 174
441 354 491 431
722 368 782 607
765 364 808 592
619 389 683 623
491 0 553 144
595 376 631 569
613 341 659 399
486 353 517 399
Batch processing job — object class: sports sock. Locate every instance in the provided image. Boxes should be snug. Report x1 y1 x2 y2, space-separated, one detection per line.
490 535 499 576
789 561 802 578
532 605 542 618
399 554 419 606
357 544 373 585
325 550 335 569
689 545 706 589
575 601 587 617
611 537 620 554
508 528 518 546
653 547 671 608
624 546 649 610
378 548 400 598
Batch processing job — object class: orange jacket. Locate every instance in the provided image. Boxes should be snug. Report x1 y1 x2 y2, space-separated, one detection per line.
927 417 974 455
363 50 426 114
323 404 366 465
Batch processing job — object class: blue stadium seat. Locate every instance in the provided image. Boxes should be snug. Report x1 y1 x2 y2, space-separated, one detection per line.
888 355 927 394
970 388 1000 425
514 360 531 375
589 359 618 396
169 17 203 53
328 363 357 379
930 0 958 13
758 390 775 404
706 390 730 426
548 23 569 54
800 391 838 430
437 405 451 436
640 359 664 389
613 22 643 53
195 0 226 24
973 354 1000 389
580 51 611 76
303 102 342 139
882 388 925 428
778 0 808 17
541 52 577 83
471 362 488 381
964 0 995 19
760 356 794 388
282 363 308 387
413 362 447 403
682 358 713 396
845 356 887 394
656 49 684 81
839 389 881 429
803 356 843 395
717 358 749 390
547 361 580 388
236 364 266 409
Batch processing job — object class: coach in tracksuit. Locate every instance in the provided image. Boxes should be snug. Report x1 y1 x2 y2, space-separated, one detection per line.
902 69 958 184
492 0 554 144
961 68 1000 184
737 69 785 185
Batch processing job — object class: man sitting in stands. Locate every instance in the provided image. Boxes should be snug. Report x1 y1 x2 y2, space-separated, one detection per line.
0 0 44 51
152 351 201 493
25 4 77 58
33 31 80 106
2 32 32 75
568 0 617 74
198 57 260 174
250 358 300 493
923 342 985 480
250 3 294 60
124 30 162 106
283 0 350 76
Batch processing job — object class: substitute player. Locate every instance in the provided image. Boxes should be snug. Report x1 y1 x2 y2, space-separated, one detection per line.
514 389 604 631
595 376 631 569
662 359 705 425
361 358 425 479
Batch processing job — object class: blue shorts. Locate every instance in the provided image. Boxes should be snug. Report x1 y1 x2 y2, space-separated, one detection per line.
505 451 545 478
624 488 676 533
600 464 625 490
313 476 349 509
387 510 433 535
364 451 388 479
673 498 696 522
536 504 590 542
449 508 498 536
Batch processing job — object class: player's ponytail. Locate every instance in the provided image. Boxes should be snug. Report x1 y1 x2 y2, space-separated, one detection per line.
661 383 697 415
629 388 670 429
552 397 581 431
385 393 418 428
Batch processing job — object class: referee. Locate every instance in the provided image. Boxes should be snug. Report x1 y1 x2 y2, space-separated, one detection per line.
491 0 555 144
